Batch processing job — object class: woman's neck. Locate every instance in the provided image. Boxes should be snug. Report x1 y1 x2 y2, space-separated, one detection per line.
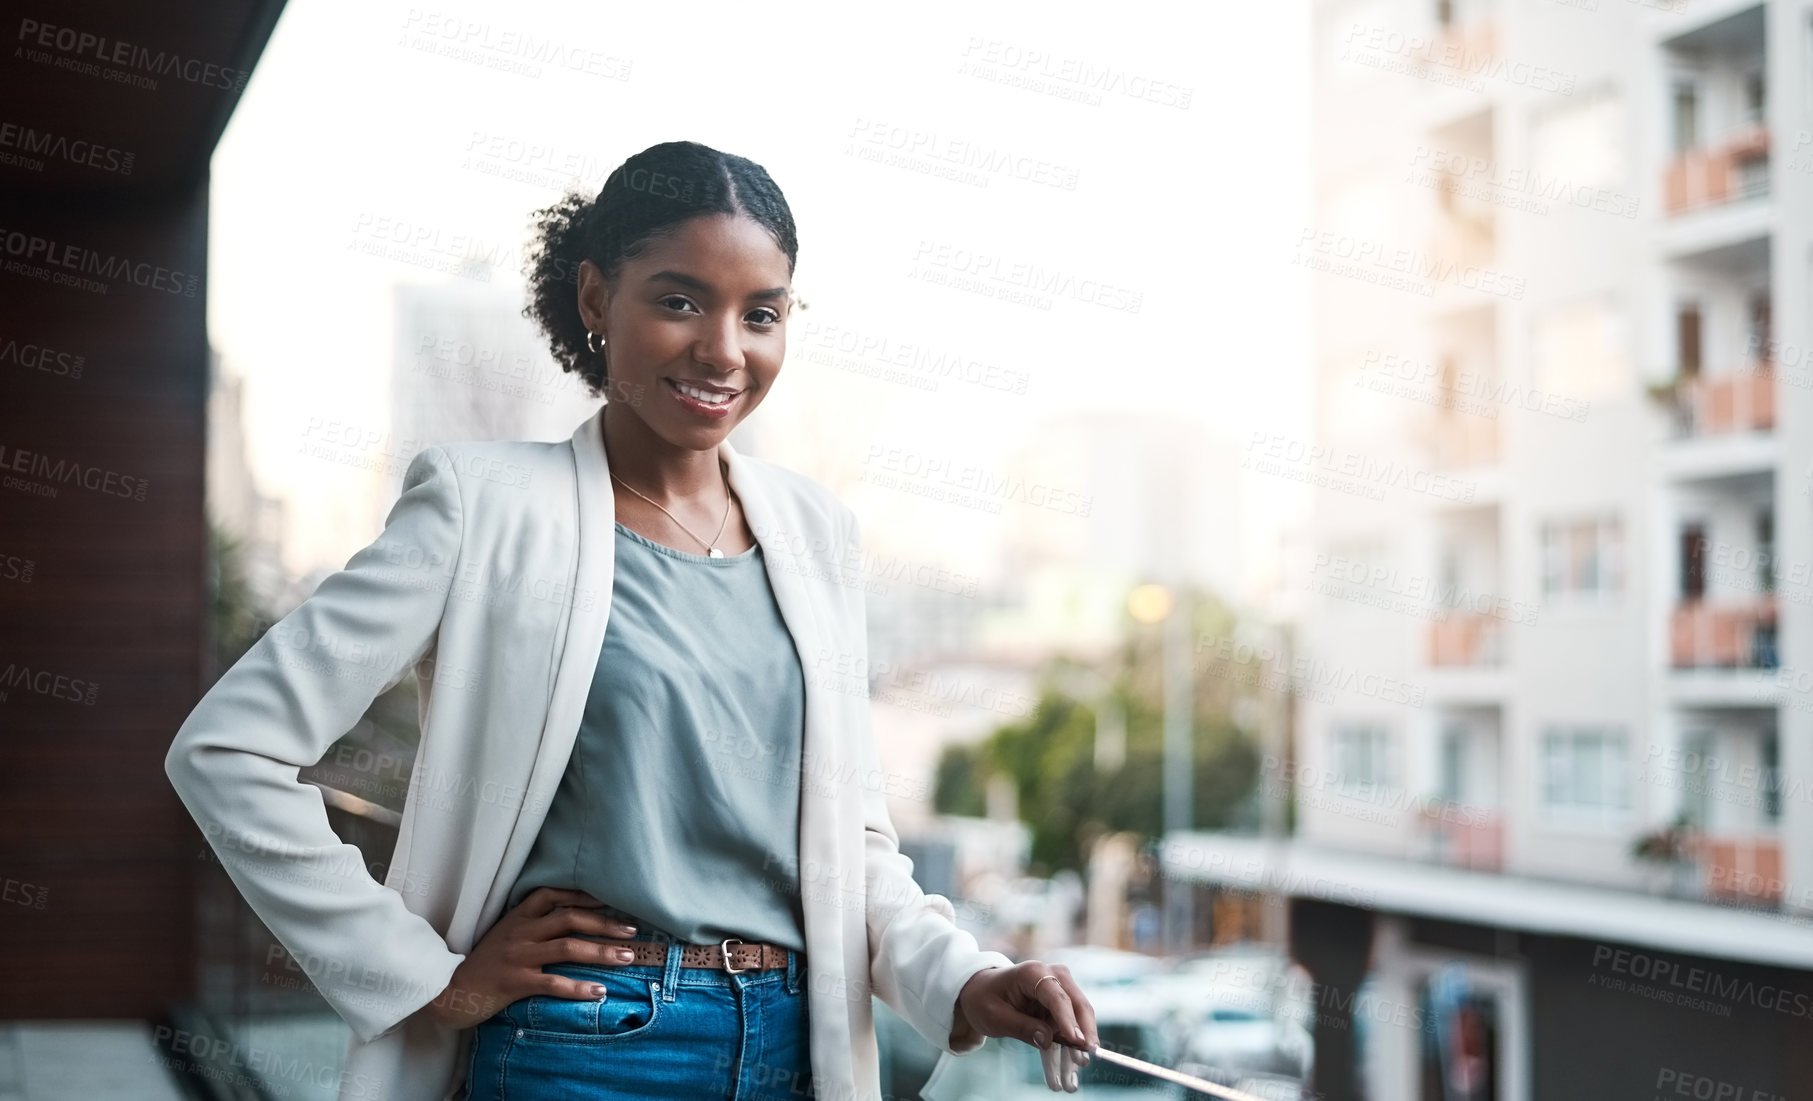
600 402 725 504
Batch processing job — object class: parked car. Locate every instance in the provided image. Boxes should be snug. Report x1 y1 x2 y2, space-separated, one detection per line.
1181 993 1312 1083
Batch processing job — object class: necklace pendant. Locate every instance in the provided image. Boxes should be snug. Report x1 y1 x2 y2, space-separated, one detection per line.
708 547 724 559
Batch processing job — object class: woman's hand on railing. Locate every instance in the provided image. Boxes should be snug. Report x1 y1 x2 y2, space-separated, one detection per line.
420 888 641 1029
953 962 1098 1092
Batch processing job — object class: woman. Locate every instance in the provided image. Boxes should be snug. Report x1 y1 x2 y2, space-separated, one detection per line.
166 140 1097 1101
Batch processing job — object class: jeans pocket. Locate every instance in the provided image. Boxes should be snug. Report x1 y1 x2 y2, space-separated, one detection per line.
517 970 663 1045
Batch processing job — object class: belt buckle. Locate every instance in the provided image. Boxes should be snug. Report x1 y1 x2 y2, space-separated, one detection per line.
720 937 748 974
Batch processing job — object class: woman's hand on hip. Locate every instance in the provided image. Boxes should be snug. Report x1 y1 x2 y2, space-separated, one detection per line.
420 887 641 1030
953 962 1098 1092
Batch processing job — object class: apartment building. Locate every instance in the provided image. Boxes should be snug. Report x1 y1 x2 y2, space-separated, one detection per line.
1168 1 1813 1098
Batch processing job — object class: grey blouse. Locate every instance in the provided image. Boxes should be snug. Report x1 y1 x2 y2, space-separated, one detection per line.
505 520 808 951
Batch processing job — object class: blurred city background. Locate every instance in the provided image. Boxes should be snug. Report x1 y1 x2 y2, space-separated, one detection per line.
4 0 1812 1098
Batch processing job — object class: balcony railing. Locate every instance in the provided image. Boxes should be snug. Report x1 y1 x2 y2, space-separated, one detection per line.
1692 834 1783 903
1665 126 1771 213
1669 595 1778 669
1653 364 1775 439
1417 808 1504 872
1429 612 1503 667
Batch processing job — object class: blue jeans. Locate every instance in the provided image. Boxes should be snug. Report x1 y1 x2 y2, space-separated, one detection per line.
462 932 813 1101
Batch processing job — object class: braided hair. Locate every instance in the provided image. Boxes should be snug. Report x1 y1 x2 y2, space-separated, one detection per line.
522 140 799 401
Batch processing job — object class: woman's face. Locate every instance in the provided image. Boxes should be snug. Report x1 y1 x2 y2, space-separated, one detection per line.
578 212 792 452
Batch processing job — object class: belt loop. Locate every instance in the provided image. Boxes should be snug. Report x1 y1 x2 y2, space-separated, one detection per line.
661 940 682 1002
786 945 800 994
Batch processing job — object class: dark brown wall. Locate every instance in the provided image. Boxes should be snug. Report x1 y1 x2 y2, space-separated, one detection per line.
0 0 283 1018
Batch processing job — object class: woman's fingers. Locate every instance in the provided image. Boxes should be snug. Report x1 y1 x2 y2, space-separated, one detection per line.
530 969 611 1002
526 904 638 942
1028 967 1089 1049
1048 968 1098 1053
525 936 640 968
517 886 607 917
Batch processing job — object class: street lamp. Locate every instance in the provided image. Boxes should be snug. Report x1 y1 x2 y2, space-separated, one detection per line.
1129 583 1192 958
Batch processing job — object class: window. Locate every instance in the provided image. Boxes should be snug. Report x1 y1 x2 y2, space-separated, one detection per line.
1761 728 1781 824
1757 508 1775 592
1677 302 1702 377
1532 297 1629 401
1331 724 1395 792
1680 730 1712 829
1438 724 1467 804
1541 726 1629 815
1540 515 1623 599
1531 86 1626 192
1679 523 1706 600
1671 78 1699 153
1747 290 1772 363
1742 68 1766 128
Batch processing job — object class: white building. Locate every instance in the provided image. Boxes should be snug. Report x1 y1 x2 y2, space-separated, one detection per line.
1171 2 1813 1097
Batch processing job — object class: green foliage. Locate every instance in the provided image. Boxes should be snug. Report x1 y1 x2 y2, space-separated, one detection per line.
932 585 1271 877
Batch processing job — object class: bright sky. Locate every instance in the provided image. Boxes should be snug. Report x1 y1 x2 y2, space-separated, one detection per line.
210 0 1313 597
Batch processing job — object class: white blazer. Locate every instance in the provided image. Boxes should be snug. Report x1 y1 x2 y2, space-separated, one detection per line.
164 404 1015 1101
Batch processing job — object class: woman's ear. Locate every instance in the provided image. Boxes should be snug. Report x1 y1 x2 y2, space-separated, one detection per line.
576 258 611 333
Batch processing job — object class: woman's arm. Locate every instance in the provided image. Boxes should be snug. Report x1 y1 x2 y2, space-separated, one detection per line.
164 445 468 1044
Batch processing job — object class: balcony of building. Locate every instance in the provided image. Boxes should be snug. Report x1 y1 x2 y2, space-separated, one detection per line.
1660 5 1769 218
1666 491 1778 684
1670 596 1778 669
1426 514 1507 674
1650 251 1778 484
1640 709 1785 907
1412 710 1504 872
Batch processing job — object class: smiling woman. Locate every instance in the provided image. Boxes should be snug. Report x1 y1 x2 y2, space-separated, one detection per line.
166 139 1099 1101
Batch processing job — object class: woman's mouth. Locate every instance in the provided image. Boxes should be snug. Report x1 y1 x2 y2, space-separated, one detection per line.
665 378 741 419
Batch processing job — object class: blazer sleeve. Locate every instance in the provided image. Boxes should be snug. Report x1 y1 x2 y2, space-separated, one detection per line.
840 506 1017 1056
164 445 468 1044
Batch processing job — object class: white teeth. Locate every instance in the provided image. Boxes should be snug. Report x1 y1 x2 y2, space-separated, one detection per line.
675 381 734 405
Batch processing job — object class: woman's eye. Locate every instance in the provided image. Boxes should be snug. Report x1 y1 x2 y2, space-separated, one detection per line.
660 295 697 313
748 308 781 325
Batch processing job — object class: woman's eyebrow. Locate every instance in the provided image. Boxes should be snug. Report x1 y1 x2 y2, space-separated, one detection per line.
645 270 790 301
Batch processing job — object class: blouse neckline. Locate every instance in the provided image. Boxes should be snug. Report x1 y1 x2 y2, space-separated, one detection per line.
613 520 760 564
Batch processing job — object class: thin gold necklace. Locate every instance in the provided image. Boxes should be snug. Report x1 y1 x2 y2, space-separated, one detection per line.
610 456 733 558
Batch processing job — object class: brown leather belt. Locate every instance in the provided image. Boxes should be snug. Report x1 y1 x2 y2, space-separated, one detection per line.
591 936 794 973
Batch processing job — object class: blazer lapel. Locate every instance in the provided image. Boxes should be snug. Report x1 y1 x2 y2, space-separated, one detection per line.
481 405 616 917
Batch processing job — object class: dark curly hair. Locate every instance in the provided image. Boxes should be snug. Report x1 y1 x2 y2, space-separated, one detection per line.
522 140 799 401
